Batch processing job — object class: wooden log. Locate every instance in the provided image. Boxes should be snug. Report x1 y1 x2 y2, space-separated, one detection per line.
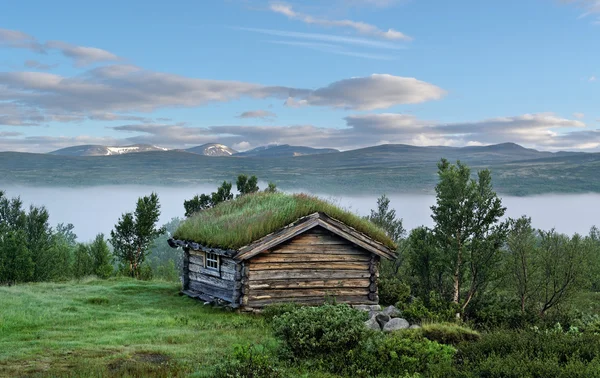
189 281 234 301
188 263 235 281
189 271 234 290
249 262 368 271
270 246 369 255
249 288 369 300
248 278 370 290
251 254 370 263
182 249 190 290
369 282 377 292
248 269 371 281
247 295 375 308
189 254 204 267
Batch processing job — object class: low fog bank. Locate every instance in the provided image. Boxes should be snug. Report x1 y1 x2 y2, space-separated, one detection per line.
3 186 599 242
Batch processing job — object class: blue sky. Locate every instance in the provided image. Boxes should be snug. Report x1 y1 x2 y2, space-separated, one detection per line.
0 0 598 152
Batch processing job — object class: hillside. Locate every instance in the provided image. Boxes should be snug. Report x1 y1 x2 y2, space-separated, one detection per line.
185 143 237 156
234 144 339 158
49 144 167 156
1 143 599 196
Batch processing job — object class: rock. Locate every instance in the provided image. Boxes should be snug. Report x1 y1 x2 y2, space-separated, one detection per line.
365 316 381 331
409 324 421 329
382 305 402 318
369 305 382 311
368 309 381 319
375 313 390 328
383 318 410 332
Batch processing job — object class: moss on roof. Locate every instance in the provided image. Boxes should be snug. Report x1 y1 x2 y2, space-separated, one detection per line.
173 192 396 250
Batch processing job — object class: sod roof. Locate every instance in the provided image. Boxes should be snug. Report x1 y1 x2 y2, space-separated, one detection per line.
173 192 397 251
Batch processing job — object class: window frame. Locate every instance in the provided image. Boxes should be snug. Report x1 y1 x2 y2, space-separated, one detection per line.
205 252 220 271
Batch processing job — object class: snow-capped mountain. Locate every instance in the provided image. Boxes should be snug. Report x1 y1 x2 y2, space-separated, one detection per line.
49 144 168 156
185 143 238 156
234 144 339 158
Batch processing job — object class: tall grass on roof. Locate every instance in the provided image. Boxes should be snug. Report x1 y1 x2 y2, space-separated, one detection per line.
173 192 396 250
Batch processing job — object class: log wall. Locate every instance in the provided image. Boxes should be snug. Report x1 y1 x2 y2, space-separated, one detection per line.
244 226 377 308
186 249 237 302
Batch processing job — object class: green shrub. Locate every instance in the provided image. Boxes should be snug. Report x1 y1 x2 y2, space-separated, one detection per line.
378 278 410 306
421 323 480 345
455 330 600 377
400 296 457 324
271 304 367 359
346 331 456 377
214 344 282 378
262 303 302 322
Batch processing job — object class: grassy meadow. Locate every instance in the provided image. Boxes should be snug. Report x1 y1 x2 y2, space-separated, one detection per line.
0 278 275 377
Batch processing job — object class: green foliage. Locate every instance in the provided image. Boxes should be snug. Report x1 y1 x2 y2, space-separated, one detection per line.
184 193 213 217
262 302 302 322
455 329 600 378
0 230 33 284
420 322 480 345
89 233 113 279
400 295 459 324
214 344 282 378
175 192 396 250
73 243 93 279
110 192 165 279
264 182 277 193
403 226 447 300
271 304 367 359
346 331 456 377
212 181 234 205
147 218 182 282
431 159 509 313
378 278 410 306
367 194 405 242
236 174 260 197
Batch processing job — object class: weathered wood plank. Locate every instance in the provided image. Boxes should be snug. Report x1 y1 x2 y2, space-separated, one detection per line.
251 254 370 263
189 255 204 266
248 269 371 281
270 248 368 256
249 261 368 271
189 281 234 301
189 271 234 290
248 278 370 290
247 295 375 307
249 288 369 299
188 263 235 281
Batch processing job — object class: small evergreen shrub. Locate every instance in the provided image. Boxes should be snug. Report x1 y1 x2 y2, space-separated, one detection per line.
271 304 367 359
400 296 457 324
378 278 411 306
421 323 480 345
214 344 282 378
346 331 456 377
262 303 302 322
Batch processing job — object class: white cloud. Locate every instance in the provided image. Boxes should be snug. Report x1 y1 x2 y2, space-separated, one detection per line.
562 0 600 22
573 112 585 119
45 40 120 66
237 110 277 119
269 3 412 41
24 60 57 70
0 27 120 67
232 141 252 151
590 75 597 82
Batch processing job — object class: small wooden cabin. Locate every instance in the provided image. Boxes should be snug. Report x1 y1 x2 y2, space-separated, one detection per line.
168 195 396 310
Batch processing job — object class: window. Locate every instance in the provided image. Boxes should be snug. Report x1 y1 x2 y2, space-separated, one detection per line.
205 252 219 270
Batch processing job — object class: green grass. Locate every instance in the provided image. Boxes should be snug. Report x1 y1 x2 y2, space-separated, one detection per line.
173 192 396 250
0 278 274 377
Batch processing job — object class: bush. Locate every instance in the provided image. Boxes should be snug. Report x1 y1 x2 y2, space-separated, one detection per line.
214 344 282 378
421 323 480 345
400 296 457 324
271 304 367 359
378 278 411 306
262 303 302 322
346 331 456 377
454 329 600 378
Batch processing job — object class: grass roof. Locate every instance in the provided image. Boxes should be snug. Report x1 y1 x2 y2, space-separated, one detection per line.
173 192 396 250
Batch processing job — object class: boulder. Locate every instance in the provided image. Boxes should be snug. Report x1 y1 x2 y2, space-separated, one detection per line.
353 305 371 312
409 324 421 329
383 318 410 332
375 313 390 328
365 316 381 331
382 305 402 318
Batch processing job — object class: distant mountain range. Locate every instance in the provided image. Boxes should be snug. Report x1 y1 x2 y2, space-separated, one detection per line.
4 142 599 196
49 143 339 158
